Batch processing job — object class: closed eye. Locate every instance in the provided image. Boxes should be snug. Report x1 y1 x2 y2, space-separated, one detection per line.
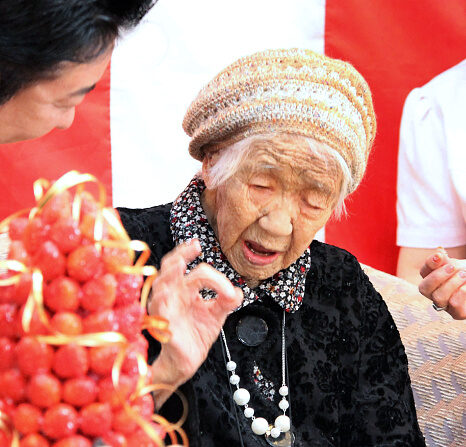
302 196 325 211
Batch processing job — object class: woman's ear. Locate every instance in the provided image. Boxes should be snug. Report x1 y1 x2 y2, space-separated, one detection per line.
202 152 220 188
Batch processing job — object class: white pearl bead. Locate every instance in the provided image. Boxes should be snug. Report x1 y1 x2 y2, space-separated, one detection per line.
229 374 240 385
278 399 289 410
274 415 290 432
233 388 250 406
226 361 236 371
244 407 254 418
270 427 281 438
251 417 269 435
279 385 288 396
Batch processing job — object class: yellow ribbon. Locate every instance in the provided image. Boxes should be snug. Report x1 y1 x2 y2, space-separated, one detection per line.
112 347 189 446
0 410 19 447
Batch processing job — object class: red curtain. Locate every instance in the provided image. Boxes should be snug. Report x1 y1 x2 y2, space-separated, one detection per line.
0 67 112 219
325 0 466 273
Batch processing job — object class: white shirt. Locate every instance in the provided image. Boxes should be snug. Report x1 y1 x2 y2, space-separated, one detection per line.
396 59 466 248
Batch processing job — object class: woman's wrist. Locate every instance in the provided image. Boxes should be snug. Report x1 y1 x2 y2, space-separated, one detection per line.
150 347 193 410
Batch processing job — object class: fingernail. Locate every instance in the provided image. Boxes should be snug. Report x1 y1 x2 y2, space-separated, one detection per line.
432 254 440 263
445 264 454 273
459 270 466 279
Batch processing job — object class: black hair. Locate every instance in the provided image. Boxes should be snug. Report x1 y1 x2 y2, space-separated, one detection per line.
0 0 156 104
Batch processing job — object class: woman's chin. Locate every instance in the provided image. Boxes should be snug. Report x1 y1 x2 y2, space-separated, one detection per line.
233 261 284 286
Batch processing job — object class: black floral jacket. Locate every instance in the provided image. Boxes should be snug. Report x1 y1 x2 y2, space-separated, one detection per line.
118 204 425 447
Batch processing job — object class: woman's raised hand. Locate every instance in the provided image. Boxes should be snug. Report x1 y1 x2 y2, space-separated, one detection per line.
419 249 466 320
148 239 243 408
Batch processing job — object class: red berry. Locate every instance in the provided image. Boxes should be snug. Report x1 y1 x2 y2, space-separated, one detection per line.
82 309 117 334
50 312 83 335
13 273 33 306
0 272 29 305
89 345 119 376
16 337 53 376
0 338 15 371
102 247 132 274
115 274 143 307
7 240 29 266
122 337 148 374
19 433 50 447
32 241 66 281
50 217 82 254
8 217 29 240
112 395 153 435
44 277 80 312
41 191 72 224
135 394 155 418
0 369 25 402
115 303 143 342
42 403 78 439
27 373 61 408
81 274 117 312
79 402 112 437
67 245 102 282
52 344 89 378
0 303 19 337
22 217 50 254
78 192 98 218
63 377 97 407
13 403 42 435
127 425 165 447
0 274 15 304
0 395 15 416
51 436 91 447
111 407 137 435
101 431 128 447
98 375 136 409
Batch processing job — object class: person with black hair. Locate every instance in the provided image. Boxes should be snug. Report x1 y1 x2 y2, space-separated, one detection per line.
0 4 245 418
0 0 155 143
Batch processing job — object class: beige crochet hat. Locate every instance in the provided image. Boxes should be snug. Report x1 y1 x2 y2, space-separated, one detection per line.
183 48 376 193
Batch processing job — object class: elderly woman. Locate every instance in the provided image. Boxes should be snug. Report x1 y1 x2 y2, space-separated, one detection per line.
119 49 425 446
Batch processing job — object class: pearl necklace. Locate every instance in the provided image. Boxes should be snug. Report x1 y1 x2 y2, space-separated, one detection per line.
221 310 292 442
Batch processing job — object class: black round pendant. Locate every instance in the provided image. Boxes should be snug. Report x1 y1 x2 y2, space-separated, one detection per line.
236 315 268 346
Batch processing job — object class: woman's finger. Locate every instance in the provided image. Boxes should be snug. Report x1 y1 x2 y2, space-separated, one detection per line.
186 263 243 308
419 251 449 279
430 269 466 310
418 263 457 299
449 282 466 320
156 255 187 284
160 239 202 271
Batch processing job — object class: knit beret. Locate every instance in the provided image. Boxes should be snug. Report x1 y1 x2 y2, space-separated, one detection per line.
183 48 376 193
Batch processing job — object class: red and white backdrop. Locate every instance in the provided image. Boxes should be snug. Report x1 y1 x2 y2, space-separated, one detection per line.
1 0 465 274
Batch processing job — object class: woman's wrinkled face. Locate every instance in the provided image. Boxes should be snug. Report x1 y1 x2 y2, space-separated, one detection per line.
202 138 342 286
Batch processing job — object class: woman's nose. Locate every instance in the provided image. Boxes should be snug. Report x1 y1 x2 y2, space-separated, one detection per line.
258 207 293 237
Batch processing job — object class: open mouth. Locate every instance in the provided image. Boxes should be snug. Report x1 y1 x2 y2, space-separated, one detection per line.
246 241 276 256
243 240 280 266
